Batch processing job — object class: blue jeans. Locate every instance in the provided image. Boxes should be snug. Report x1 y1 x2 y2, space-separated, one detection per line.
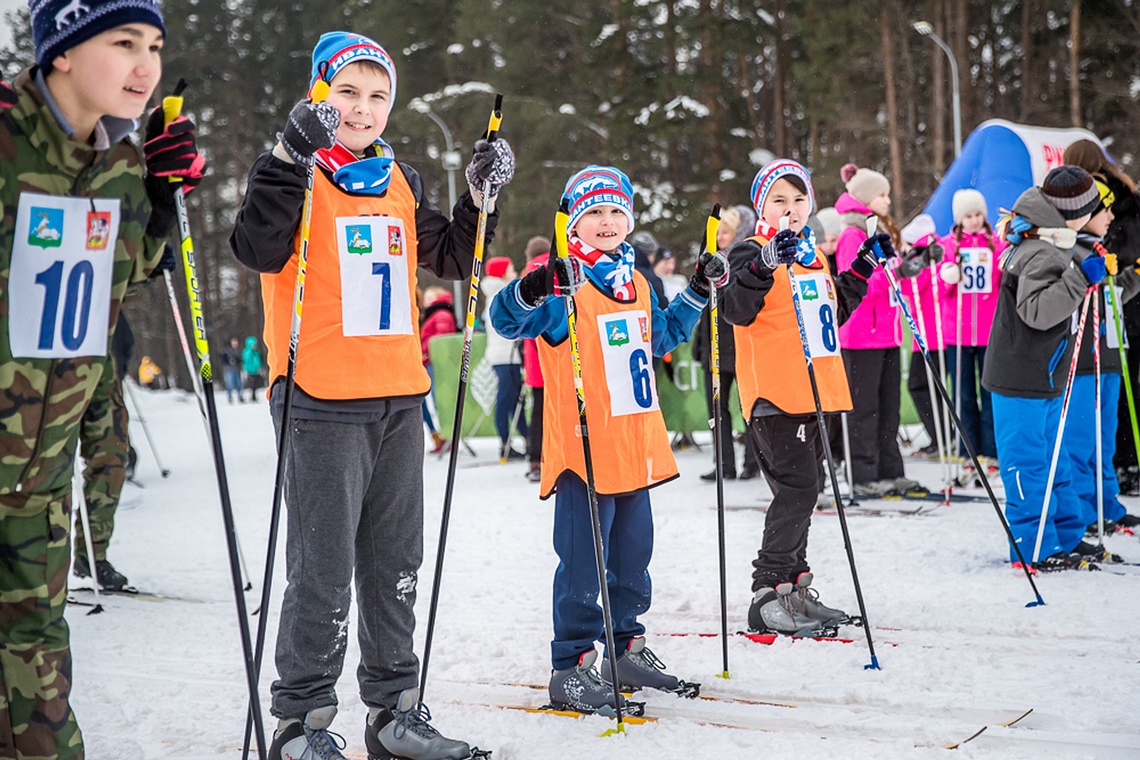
1063 373 1127 525
493 364 528 444
551 473 652 670
946 345 996 458
421 364 438 435
224 369 242 402
993 393 1087 562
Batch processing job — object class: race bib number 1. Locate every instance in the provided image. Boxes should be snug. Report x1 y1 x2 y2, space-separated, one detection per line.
959 247 993 294
337 216 413 336
794 273 842 358
596 309 660 417
8 193 118 359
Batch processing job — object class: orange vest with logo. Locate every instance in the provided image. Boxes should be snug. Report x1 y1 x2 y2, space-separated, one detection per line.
262 166 430 400
734 234 852 417
538 272 678 498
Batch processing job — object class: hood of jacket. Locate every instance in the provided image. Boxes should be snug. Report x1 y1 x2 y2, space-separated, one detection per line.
1011 187 1068 230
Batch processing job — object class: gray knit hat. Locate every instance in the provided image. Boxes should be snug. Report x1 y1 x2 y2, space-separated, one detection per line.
1041 166 1099 220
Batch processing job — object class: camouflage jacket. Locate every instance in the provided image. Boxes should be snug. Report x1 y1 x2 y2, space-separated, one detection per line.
1 68 163 502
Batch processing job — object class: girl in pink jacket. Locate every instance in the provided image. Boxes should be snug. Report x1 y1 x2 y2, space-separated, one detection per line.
937 189 1005 460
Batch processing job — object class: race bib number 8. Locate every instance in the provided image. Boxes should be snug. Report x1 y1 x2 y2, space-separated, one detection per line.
337 216 413 336
8 193 118 359
959 247 993 294
596 309 660 417
794 273 841 358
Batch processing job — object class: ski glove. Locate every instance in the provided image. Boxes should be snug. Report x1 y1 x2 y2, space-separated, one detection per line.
0 75 16 110
859 232 896 262
278 100 340 167
465 138 515 198
1105 252 1119 276
690 251 729 298
1080 254 1107 285
517 257 586 306
156 243 178 272
144 107 206 197
754 229 799 272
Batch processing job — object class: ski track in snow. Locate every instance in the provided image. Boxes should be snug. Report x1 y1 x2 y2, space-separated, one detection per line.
68 389 1140 758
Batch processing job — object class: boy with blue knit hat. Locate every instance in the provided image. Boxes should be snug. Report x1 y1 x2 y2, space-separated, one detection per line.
489 165 726 713
230 30 513 760
2 2 203 758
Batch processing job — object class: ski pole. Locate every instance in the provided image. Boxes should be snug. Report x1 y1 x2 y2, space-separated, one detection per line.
1099 242 1140 504
908 276 949 494
162 260 207 420
554 195 629 726
703 204 730 680
954 272 963 476
841 412 856 506
72 457 104 615
121 378 170 478
929 258 955 500
1030 288 1093 565
163 79 268 760
869 219 1045 606
420 93 503 703
1094 287 1104 547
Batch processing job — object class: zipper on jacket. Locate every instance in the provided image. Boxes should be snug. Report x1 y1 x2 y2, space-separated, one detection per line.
15 360 56 492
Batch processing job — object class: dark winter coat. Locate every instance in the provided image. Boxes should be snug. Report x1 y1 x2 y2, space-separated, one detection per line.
1072 234 1140 375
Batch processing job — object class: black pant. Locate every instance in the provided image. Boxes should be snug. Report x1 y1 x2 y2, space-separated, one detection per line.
843 348 904 485
747 414 820 590
906 348 947 450
528 387 544 466
702 367 758 475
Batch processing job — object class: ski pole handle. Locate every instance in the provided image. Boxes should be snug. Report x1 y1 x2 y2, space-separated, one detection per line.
486 93 504 142
310 61 331 104
705 203 721 254
780 213 790 232
161 78 189 185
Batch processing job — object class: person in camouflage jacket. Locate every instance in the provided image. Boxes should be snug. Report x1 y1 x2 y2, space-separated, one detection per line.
0 2 202 757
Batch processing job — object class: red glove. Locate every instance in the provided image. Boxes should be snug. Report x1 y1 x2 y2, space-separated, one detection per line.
1 77 17 110
144 106 205 194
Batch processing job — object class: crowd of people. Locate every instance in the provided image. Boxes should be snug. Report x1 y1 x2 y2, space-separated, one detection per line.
2 3 1138 759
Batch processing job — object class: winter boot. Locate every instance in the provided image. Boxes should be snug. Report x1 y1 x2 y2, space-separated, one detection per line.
73 555 130 591
365 688 474 760
526 463 542 483
1072 540 1123 564
748 583 824 636
892 477 925 495
701 468 735 481
792 572 847 626
429 432 449 455
1032 551 1098 573
599 637 698 696
852 480 894 498
548 650 626 714
269 706 347 760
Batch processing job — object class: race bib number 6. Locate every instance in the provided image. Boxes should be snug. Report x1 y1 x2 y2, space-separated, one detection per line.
596 309 660 417
337 216 413 336
8 193 118 359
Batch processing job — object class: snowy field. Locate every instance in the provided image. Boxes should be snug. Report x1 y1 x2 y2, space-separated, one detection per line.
69 386 1140 759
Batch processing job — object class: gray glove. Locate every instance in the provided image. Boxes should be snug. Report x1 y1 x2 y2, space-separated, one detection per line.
465 138 515 196
278 101 340 167
756 228 799 270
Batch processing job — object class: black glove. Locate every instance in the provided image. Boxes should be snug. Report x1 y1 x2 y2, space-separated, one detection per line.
859 232 896 262
0 75 16 110
278 100 340 166
928 242 944 264
690 251 729 298
465 138 515 197
157 243 178 272
754 228 799 271
517 257 586 306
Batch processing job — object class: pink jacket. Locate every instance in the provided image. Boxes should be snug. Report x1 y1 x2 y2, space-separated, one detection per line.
835 193 902 350
522 253 549 388
937 230 1006 347
900 266 945 351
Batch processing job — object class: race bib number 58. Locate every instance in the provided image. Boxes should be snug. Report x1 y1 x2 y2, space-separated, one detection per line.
596 309 660 417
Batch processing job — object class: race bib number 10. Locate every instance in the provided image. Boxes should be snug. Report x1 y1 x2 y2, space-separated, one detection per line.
8 193 118 359
794 273 842 358
337 216 413 336
959 247 993 294
596 309 660 417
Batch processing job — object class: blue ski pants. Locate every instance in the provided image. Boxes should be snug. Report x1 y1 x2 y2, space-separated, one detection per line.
1063 373 1127 526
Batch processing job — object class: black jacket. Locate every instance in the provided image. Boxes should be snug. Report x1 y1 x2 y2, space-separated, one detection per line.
1072 235 1140 375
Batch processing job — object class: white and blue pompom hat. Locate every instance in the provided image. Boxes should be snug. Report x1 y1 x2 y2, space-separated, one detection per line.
563 165 636 234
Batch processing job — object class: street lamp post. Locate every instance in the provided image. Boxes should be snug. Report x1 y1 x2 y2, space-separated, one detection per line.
913 20 962 158
408 98 465 305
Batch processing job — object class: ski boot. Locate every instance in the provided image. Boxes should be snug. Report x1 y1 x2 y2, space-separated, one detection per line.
892 477 927 497
852 479 895 498
599 637 699 698
1072 540 1123 564
73 555 130 591
748 583 833 637
792 572 848 627
365 688 485 760
270 706 347 760
548 650 633 716
1032 551 1099 573
525 463 542 483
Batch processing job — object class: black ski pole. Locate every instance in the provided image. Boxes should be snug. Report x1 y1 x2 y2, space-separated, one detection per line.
420 94 503 702
868 218 1045 607
779 215 880 670
162 80 269 759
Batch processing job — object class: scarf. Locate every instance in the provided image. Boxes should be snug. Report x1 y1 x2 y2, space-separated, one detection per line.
314 138 396 195
755 220 820 268
567 235 637 300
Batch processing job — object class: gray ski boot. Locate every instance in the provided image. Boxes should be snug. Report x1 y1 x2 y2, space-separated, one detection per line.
792 572 847 627
548 649 628 715
599 637 700 697
365 688 483 760
748 582 827 636
268 706 347 760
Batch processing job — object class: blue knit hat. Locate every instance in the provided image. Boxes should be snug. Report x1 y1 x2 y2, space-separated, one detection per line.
563 165 636 234
751 159 816 216
30 0 165 69
309 31 397 112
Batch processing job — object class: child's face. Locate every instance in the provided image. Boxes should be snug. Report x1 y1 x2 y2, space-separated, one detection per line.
572 206 629 252
760 177 811 233
52 24 163 121
961 210 986 234
1066 213 1092 231
325 63 391 155
868 191 892 217
715 224 738 250
819 232 839 256
1084 207 1114 237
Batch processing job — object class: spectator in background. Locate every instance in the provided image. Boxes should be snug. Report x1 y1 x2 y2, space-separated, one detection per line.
138 356 163 390
813 206 842 273
482 257 528 461
630 230 667 305
222 337 244 403
420 286 458 454
522 236 551 482
654 247 687 301
242 336 264 402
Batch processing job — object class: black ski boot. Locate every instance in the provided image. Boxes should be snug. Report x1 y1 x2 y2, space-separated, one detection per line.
73 555 130 591
1033 551 1099 573
792 572 847 627
365 688 484 760
1072 540 1123 564
599 637 700 697
269 706 347 760
548 650 629 715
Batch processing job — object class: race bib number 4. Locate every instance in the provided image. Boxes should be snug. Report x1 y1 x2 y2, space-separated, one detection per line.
959 247 993 294
596 309 660 417
337 216 413 336
8 193 118 359
794 273 841 358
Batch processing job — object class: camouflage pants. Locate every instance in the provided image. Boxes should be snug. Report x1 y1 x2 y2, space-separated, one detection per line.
0 489 84 760
74 370 129 562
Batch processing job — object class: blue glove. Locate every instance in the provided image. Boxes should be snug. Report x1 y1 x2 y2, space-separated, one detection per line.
1080 255 1107 285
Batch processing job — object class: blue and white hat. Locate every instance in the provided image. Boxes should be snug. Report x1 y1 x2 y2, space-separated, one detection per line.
309 31 397 112
30 0 165 69
751 159 816 216
563 165 635 233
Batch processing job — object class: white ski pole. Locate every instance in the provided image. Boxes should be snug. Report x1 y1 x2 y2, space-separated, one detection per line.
121 378 170 478
72 457 103 614
1094 287 1104 547
955 270 964 479
842 412 856 505
930 258 954 502
908 276 949 492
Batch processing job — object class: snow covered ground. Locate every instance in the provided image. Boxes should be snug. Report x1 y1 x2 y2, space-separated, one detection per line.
69 387 1140 759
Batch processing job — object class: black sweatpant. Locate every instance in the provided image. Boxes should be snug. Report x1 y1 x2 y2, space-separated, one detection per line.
702 367 758 475
747 413 820 590
843 347 904 485
528 387 544 466
906 348 947 450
